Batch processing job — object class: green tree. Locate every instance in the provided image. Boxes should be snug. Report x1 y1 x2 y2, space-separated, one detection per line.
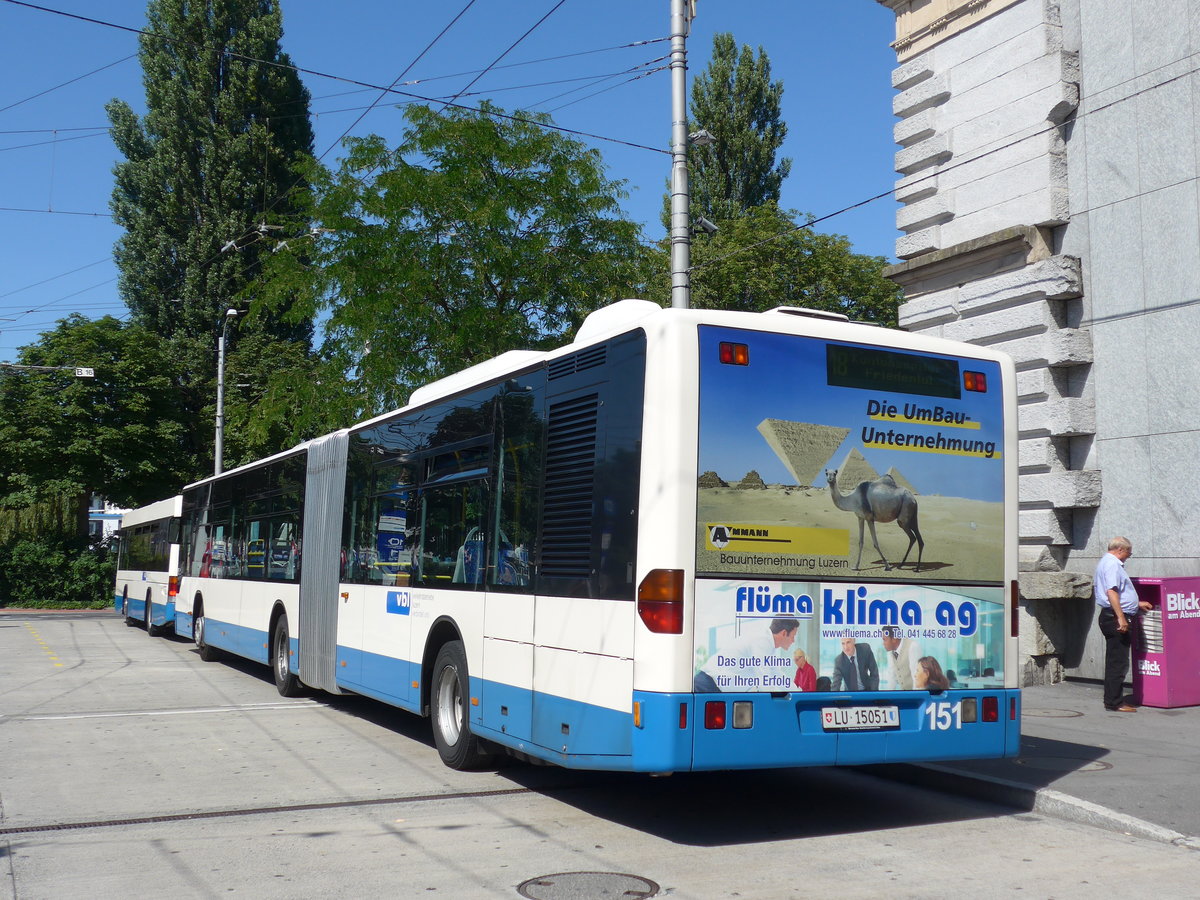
0 315 191 519
258 102 654 419
218 330 331 466
653 33 899 324
107 0 316 468
689 33 791 220
650 204 902 325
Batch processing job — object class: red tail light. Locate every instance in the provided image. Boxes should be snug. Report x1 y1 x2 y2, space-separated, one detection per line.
638 569 684 634
963 370 987 392
679 703 688 729
704 701 726 729
719 342 749 365
1010 697 1018 721
168 575 180 599
983 696 999 722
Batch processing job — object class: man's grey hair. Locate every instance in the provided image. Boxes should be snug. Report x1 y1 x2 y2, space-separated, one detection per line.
1108 536 1132 552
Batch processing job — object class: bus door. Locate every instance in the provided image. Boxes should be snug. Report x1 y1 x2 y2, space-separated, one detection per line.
480 383 543 747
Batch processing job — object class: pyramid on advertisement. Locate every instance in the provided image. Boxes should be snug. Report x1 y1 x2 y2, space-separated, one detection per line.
885 466 918 494
832 448 878 488
757 419 850 487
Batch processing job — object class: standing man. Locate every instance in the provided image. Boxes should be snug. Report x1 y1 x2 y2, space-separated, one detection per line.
830 636 879 691
880 626 921 690
1094 536 1152 712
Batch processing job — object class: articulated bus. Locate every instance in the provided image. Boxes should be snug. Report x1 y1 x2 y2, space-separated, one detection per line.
113 495 182 636
172 299 1019 772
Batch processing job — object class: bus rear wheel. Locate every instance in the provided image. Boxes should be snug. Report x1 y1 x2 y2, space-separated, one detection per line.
194 606 219 662
272 614 304 697
145 591 159 637
431 640 494 770
122 592 135 627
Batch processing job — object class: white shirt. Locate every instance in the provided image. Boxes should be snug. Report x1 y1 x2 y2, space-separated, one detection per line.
885 638 921 690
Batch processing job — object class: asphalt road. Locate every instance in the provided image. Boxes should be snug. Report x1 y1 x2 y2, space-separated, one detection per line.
2 610 1197 899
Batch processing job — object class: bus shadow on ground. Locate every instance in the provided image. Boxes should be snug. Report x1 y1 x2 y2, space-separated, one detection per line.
499 763 1019 847
871 733 1112 795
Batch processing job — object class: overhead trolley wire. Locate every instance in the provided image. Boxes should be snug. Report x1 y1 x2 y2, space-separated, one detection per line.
441 0 571 108
313 0 480 164
0 52 136 114
0 257 109 300
2 0 667 155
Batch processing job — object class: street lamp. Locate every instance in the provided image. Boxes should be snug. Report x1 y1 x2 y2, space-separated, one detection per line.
214 308 239 475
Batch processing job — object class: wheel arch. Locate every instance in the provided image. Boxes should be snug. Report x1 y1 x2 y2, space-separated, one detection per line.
269 601 289 643
420 616 464 717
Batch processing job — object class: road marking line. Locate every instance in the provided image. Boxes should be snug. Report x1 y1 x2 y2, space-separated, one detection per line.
9 700 320 722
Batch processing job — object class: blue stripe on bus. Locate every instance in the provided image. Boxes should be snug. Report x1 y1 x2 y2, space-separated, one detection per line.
195 618 270 665
114 592 151 622
335 646 421 713
147 600 175 631
176 622 1018 771
688 690 1021 771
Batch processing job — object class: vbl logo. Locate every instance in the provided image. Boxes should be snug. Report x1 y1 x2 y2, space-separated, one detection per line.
386 590 412 616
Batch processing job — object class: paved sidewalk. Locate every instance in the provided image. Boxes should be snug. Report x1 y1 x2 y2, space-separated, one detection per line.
876 679 1200 849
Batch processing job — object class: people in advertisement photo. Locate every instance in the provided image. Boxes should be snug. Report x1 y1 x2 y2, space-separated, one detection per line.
915 655 950 691
830 637 879 691
792 647 816 691
880 625 921 690
693 580 1005 695
693 617 800 693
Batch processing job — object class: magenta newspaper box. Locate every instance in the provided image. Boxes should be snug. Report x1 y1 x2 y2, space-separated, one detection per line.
1131 578 1200 708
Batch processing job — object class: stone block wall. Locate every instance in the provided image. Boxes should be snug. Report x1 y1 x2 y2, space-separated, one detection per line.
877 0 1093 683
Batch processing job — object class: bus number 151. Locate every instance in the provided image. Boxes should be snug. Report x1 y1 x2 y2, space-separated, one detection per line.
925 701 962 731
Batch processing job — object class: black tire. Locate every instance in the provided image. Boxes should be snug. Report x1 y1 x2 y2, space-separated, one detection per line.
145 590 159 637
430 640 494 770
194 604 219 661
122 591 135 627
272 614 304 697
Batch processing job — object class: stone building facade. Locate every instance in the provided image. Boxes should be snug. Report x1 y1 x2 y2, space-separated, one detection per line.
875 0 1200 683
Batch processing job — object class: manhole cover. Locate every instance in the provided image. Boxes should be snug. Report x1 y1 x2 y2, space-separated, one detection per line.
517 872 660 899
1023 708 1084 718
1015 757 1112 772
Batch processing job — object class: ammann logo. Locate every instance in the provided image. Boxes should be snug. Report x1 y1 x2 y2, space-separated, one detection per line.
709 525 732 549
710 525 769 548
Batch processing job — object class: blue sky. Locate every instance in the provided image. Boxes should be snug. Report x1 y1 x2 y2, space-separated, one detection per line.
0 1 901 364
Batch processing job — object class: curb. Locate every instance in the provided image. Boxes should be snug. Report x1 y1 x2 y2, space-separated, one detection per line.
865 763 1200 851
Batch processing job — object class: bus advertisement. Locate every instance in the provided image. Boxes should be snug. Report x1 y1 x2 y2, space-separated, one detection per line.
694 327 1009 700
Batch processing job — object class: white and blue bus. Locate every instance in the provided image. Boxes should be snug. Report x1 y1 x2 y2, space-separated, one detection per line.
114 495 182 636
173 299 1020 771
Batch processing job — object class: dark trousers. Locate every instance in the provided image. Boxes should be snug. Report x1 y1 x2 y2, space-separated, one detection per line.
1097 607 1134 708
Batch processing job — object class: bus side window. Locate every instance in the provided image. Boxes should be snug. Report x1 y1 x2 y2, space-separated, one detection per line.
420 481 486 589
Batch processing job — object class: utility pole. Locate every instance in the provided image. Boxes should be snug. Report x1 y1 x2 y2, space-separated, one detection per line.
214 309 239 475
669 0 696 309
